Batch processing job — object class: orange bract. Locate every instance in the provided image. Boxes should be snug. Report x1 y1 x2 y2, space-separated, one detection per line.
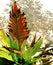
13 1 18 13
9 6 29 46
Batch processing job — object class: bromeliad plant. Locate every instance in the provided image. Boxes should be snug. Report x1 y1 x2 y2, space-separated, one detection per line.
0 3 43 64
0 1 53 65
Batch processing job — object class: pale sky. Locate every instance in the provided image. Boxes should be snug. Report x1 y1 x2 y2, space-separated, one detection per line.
0 0 53 17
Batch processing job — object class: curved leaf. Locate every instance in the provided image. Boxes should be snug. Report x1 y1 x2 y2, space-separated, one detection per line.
0 48 13 61
0 29 10 47
22 38 43 63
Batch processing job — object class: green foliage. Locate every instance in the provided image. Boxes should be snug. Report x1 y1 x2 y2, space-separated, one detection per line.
0 49 13 61
21 38 42 64
8 35 19 50
0 29 20 64
0 29 43 65
0 29 10 47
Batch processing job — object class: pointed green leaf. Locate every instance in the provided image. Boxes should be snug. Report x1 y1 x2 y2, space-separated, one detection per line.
0 29 10 47
0 48 13 61
0 29 20 64
8 35 19 50
22 38 43 63
21 40 27 53
31 38 43 56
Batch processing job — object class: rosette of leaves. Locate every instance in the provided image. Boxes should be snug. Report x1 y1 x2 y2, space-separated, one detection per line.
0 29 43 65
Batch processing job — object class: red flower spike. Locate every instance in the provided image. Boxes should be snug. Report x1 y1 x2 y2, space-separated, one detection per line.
9 3 29 47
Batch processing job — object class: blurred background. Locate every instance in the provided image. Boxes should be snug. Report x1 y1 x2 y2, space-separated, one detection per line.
0 0 53 46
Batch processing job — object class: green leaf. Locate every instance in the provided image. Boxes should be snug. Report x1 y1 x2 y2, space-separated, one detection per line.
0 29 10 47
31 38 43 56
0 29 20 64
8 35 19 50
0 48 13 61
0 47 9 53
21 40 27 53
10 53 19 64
22 38 43 63
0 29 19 50
7 35 20 64
21 40 32 63
8 35 20 64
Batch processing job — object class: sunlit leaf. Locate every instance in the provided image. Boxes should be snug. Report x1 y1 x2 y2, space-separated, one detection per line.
0 29 20 64
22 38 43 63
31 37 43 56
21 40 27 53
0 29 10 47
0 49 13 61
